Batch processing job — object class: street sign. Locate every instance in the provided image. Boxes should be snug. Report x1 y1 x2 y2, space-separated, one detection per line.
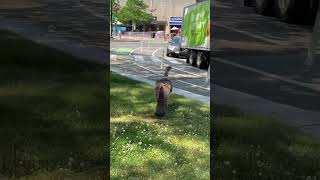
169 16 183 25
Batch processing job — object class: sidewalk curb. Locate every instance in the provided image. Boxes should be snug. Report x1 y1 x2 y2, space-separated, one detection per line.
214 85 320 137
111 67 210 105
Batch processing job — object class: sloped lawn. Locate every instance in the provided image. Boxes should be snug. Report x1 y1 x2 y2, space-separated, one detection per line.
214 105 320 179
0 30 108 179
110 73 210 179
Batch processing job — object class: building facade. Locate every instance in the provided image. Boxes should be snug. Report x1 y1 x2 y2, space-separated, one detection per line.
118 0 197 35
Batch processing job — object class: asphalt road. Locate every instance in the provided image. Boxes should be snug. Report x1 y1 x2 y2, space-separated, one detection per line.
111 40 210 102
213 0 320 111
0 0 108 49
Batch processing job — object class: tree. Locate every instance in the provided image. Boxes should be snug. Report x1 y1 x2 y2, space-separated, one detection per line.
111 0 121 35
118 0 153 31
304 2 320 80
112 0 121 19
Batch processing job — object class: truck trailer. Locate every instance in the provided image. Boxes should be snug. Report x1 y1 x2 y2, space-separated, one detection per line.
181 0 210 69
244 0 319 25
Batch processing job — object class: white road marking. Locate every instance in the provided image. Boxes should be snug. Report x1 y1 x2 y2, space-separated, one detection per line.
215 24 282 45
165 57 182 64
110 54 117 61
152 47 164 57
150 48 206 77
133 61 210 91
133 55 145 63
77 0 106 20
113 45 209 92
129 47 141 55
151 56 162 63
215 57 320 92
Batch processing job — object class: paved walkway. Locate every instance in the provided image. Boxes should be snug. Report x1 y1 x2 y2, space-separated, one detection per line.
112 35 169 42
214 84 320 138
111 47 210 104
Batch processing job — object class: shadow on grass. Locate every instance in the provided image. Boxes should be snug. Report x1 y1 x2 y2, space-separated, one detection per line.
212 105 320 179
0 30 108 178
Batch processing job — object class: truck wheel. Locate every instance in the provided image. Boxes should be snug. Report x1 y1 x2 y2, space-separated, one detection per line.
196 52 208 69
186 53 190 64
255 0 274 15
275 0 315 24
189 50 197 66
274 0 296 22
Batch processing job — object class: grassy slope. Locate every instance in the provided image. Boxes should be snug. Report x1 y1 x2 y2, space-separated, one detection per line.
0 30 108 179
110 74 210 179
213 106 320 180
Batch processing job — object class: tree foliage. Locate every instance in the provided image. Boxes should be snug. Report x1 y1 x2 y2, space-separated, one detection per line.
112 0 121 19
118 0 153 26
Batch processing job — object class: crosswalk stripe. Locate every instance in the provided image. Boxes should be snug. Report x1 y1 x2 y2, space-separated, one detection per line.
134 55 145 63
151 56 162 63
165 57 183 64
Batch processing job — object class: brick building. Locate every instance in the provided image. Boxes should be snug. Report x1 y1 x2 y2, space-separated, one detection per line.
118 0 197 36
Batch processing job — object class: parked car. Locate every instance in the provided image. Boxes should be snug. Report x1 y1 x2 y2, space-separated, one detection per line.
155 31 165 38
166 36 182 57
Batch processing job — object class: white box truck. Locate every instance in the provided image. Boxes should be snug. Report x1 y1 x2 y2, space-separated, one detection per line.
181 0 210 69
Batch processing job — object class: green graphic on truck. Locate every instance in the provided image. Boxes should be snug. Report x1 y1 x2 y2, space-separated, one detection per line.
181 1 210 48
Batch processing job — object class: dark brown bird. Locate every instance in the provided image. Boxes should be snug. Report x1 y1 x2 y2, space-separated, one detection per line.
154 66 173 117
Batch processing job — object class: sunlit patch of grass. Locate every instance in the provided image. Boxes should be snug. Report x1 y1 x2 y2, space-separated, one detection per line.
213 105 320 179
111 73 210 179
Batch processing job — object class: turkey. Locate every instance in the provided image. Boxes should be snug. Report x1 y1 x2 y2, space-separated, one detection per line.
154 66 173 117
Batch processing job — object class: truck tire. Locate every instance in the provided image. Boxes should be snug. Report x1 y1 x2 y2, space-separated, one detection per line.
189 50 197 66
274 0 296 23
275 0 317 24
186 51 190 64
255 0 274 15
196 52 209 69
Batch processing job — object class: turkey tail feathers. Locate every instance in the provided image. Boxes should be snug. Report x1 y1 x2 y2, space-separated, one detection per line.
155 85 166 117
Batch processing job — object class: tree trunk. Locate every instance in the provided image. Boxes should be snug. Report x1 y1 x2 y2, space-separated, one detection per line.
110 2 113 37
132 22 136 31
304 2 320 78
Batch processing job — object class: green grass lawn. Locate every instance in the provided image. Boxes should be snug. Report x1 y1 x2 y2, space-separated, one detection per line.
0 30 108 179
213 105 320 180
110 73 210 179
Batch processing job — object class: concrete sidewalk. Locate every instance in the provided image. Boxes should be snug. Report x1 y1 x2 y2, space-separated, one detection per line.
214 85 320 138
